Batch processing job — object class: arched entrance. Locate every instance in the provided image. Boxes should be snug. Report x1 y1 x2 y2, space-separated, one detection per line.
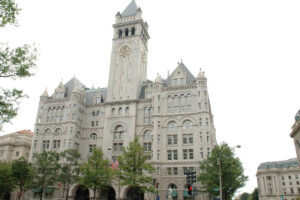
126 187 144 200
101 186 116 200
75 186 90 200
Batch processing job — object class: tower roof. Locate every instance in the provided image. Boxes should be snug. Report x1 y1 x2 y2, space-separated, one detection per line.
121 0 139 17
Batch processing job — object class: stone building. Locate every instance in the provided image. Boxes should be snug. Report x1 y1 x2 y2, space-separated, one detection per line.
29 1 217 200
0 129 33 162
290 109 300 164
256 158 300 200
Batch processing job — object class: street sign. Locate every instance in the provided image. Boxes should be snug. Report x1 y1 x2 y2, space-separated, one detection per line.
213 188 220 191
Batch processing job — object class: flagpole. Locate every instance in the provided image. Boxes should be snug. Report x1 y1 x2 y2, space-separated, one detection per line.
118 168 121 200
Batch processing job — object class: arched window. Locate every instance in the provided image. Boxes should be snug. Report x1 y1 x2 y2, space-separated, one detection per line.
54 128 61 136
118 107 122 114
183 120 192 129
168 184 177 189
131 27 135 35
125 106 130 114
44 129 51 136
167 95 172 103
168 121 177 130
113 125 124 153
143 130 152 140
90 133 97 140
76 131 81 139
118 29 122 38
92 111 95 116
112 108 116 115
125 28 129 37
114 125 124 140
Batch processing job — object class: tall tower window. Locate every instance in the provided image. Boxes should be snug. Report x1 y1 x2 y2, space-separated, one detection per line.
118 29 122 38
131 27 135 35
125 28 129 37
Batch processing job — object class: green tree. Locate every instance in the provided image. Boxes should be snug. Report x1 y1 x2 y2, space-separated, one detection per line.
198 143 248 200
0 0 20 27
59 149 81 200
250 188 259 200
118 137 155 198
11 157 34 200
79 148 114 200
0 0 37 125
239 192 250 200
32 151 60 200
0 161 15 198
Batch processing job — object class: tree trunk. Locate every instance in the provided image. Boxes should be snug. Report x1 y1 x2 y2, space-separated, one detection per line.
65 182 70 200
93 188 96 200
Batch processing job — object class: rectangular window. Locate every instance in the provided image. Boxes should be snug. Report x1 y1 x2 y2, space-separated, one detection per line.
16 151 19 157
89 145 93 153
187 105 191 112
158 95 160 102
168 150 172 160
168 136 172 145
290 182 292 186
298 188 300 194
267 176 272 181
174 135 177 145
189 149 194 159
199 118 202 127
167 168 172 175
157 135 160 145
291 188 294 194
282 176 285 180
34 140 37 149
96 121 99 126
173 167 178 175
297 181 299 185
173 150 178 160
198 103 201 110
289 176 292 180
183 135 188 144
156 167 160 175
207 148 210 157
174 79 178 86
189 135 193 144
91 121 94 127
183 150 188 160
183 167 188 175
200 151 203 159
157 150 160 160
158 106 160 113
282 182 285 186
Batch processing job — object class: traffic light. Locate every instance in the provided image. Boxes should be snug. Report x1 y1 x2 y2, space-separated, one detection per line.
188 184 193 195
191 171 196 183
156 183 159 189
186 170 191 184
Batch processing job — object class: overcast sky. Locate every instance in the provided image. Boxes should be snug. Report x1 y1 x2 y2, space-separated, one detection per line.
1 0 300 194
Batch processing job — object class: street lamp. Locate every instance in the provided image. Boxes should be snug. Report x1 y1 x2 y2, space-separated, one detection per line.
218 145 241 200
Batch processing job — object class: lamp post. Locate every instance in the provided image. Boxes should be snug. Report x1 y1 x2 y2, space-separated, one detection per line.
218 145 241 200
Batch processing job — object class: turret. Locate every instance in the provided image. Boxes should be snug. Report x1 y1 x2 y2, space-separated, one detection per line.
196 68 207 87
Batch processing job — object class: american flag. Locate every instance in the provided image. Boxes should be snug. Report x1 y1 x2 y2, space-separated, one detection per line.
111 159 118 169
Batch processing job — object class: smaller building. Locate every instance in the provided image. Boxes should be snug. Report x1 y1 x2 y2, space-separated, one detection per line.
257 158 300 200
0 130 33 161
290 109 300 164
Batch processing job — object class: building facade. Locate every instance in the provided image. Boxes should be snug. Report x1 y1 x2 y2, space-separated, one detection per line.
256 159 300 200
0 129 33 162
30 1 217 200
290 110 300 164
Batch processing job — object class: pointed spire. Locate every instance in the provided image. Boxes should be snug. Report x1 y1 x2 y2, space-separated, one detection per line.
121 0 139 17
41 88 49 97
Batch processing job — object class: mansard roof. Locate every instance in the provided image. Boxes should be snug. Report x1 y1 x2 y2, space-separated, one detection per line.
258 158 298 169
166 62 196 86
85 88 107 105
121 0 139 17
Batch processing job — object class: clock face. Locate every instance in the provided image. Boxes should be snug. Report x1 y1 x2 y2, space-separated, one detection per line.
119 45 131 57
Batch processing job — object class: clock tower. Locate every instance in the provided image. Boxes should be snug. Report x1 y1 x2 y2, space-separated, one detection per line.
107 0 149 102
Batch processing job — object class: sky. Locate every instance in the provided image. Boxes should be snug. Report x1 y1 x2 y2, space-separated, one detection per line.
1 0 300 194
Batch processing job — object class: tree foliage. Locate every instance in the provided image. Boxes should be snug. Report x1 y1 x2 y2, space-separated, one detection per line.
32 151 60 200
0 0 20 27
250 188 259 200
0 161 15 197
79 148 114 200
239 192 250 200
59 149 81 200
0 0 38 125
11 157 34 200
198 143 248 200
118 137 155 194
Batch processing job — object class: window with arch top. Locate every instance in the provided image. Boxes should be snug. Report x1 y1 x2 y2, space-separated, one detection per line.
125 28 129 37
168 121 177 130
54 128 61 136
131 27 135 35
90 133 97 140
118 29 122 38
143 130 152 140
183 120 192 129
113 125 124 140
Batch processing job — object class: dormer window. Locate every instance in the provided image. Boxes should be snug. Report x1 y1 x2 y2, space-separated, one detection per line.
125 28 129 36
131 27 135 35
